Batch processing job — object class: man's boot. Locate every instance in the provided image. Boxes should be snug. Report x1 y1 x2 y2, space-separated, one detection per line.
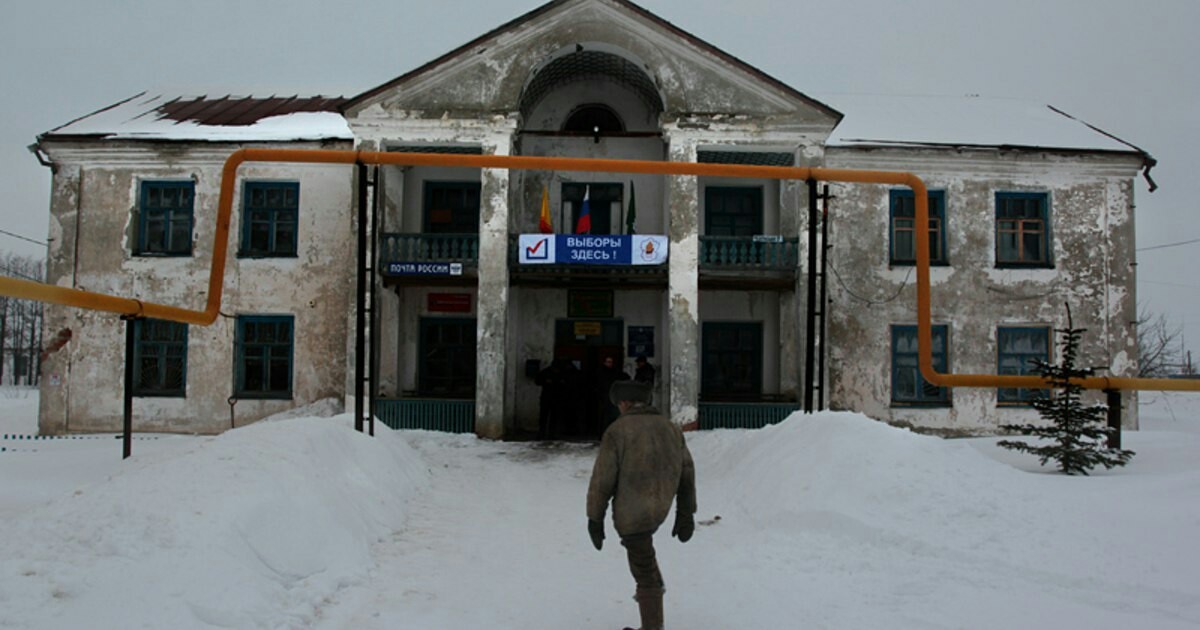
634 586 664 630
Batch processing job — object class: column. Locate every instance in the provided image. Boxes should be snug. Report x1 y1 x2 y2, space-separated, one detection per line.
666 134 700 426
474 131 514 438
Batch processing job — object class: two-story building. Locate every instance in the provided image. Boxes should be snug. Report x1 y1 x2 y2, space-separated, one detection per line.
32 0 1152 438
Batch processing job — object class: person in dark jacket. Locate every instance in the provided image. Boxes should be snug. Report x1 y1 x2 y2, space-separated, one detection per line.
587 379 696 630
535 358 578 439
633 355 655 384
594 355 630 434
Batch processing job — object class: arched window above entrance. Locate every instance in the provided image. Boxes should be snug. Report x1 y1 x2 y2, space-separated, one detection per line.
562 104 625 137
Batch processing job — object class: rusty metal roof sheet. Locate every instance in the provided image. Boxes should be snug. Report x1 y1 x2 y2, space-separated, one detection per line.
41 92 353 142
155 95 349 126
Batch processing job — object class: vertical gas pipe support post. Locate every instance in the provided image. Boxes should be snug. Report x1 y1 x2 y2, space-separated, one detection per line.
122 315 137 459
803 178 819 412
818 184 831 411
354 162 368 434
368 166 381 437
1106 389 1122 449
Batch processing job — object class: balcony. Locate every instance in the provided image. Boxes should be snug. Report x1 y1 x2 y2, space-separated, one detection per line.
380 233 479 264
699 236 798 270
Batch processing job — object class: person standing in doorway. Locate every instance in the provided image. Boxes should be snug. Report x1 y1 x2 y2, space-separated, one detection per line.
587 379 696 630
535 357 577 440
595 355 630 434
633 355 655 385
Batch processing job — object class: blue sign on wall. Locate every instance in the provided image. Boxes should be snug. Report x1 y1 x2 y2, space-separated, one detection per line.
384 261 464 276
518 234 668 265
628 326 655 358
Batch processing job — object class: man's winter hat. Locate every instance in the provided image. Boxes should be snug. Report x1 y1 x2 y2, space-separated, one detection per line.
609 379 652 406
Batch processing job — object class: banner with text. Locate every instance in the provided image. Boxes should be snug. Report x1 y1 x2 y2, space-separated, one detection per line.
517 234 668 266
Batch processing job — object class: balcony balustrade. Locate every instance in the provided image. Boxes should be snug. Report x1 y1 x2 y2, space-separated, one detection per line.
380 233 479 264
699 236 798 270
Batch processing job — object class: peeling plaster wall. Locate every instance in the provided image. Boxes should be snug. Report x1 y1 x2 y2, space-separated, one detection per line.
38 140 354 434
824 146 1142 434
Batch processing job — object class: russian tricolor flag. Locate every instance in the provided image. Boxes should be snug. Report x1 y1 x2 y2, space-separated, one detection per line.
574 185 591 234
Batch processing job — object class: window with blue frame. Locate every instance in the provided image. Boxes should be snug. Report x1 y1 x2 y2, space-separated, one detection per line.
235 315 293 399
996 192 1051 267
137 181 194 256
997 326 1050 403
240 182 298 257
418 317 477 398
705 187 763 236
701 322 763 400
891 324 950 406
424 181 481 234
890 190 946 265
133 318 188 397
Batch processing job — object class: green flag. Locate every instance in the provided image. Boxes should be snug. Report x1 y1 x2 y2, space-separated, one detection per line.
625 181 637 235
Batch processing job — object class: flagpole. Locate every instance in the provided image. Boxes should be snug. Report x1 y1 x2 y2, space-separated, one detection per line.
619 186 625 234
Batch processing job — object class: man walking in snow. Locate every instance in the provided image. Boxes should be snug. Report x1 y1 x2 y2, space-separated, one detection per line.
587 380 697 630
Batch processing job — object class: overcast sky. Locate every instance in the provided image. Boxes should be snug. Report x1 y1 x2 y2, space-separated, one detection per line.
2 0 1198 351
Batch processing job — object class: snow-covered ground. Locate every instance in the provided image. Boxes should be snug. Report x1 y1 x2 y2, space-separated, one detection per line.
1 387 1198 629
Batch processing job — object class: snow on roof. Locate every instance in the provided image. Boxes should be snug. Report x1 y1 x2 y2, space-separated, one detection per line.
43 92 353 142
820 93 1142 154
46 91 1142 155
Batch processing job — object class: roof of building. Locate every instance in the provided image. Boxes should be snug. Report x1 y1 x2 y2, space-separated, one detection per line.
40 92 353 142
43 90 1145 160
822 93 1145 156
343 0 842 121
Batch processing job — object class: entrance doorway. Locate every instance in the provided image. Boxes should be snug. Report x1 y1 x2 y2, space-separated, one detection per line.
548 318 625 439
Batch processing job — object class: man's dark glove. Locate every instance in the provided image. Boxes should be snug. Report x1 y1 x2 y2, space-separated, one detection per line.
588 519 605 550
671 512 694 543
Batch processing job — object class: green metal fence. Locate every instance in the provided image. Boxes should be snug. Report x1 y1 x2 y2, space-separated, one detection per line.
376 399 476 433
699 236 798 270
698 402 802 430
380 233 479 264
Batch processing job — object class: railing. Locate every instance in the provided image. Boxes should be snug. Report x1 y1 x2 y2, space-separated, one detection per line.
376 398 476 433
380 233 479 264
699 236 798 270
697 402 802 430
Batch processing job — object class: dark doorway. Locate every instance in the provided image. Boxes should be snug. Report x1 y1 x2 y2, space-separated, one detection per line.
546 318 625 439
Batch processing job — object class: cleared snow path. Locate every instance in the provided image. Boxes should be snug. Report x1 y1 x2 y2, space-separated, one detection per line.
314 418 1200 630
312 437 646 629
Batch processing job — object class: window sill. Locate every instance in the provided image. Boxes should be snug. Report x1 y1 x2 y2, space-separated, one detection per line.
132 252 193 258
133 392 187 398
233 393 293 400
891 401 952 408
994 262 1054 270
890 261 949 268
237 253 299 260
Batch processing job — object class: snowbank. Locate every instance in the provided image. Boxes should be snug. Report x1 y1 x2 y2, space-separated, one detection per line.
0 415 429 628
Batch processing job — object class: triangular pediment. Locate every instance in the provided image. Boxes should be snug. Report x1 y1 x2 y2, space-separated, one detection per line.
343 0 840 128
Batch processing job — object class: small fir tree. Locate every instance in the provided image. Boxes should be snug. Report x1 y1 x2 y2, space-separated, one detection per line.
998 306 1135 475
